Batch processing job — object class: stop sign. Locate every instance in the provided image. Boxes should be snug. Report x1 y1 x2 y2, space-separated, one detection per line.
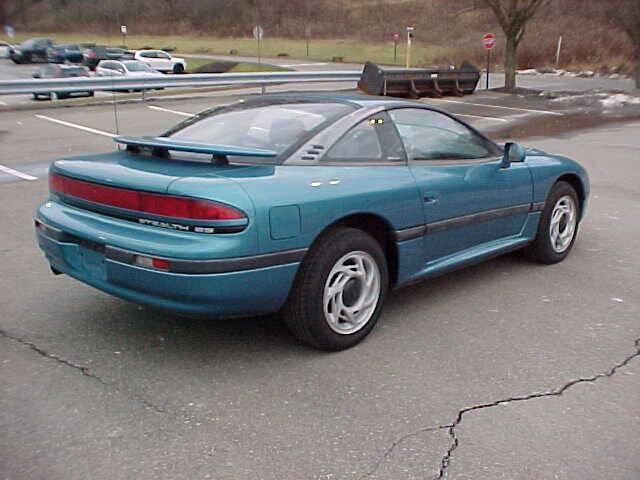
483 33 496 49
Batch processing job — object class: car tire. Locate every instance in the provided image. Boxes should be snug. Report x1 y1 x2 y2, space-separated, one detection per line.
173 63 184 74
524 181 580 264
283 227 388 351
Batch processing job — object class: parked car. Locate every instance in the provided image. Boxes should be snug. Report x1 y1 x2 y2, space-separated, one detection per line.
47 44 83 63
0 41 13 59
96 60 164 78
134 49 186 73
10 37 54 63
82 46 128 70
32 64 93 100
34 94 589 350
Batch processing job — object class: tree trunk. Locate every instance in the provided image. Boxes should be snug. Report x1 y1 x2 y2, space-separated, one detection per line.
504 34 518 90
635 43 640 90
0 2 6 27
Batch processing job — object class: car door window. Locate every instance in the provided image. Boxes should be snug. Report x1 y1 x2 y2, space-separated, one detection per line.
156 51 170 59
389 108 499 161
324 113 405 163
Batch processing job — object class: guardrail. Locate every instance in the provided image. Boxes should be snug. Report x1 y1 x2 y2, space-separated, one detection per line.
0 71 362 96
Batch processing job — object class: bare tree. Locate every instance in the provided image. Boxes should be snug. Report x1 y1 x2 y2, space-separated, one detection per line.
603 0 640 90
482 0 551 89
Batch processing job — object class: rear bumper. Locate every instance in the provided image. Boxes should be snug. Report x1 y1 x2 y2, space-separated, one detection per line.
34 206 303 316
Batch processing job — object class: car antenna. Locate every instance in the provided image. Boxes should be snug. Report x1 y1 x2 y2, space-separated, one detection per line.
110 74 121 147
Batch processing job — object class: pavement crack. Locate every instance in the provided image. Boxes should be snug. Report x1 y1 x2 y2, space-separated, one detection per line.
434 337 640 479
358 425 452 480
362 337 640 480
0 328 168 415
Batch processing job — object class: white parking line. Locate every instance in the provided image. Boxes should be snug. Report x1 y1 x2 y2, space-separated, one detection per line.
147 105 195 117
430 98 564 116
0 164 38 181
456 113 509 123
34 115 116 138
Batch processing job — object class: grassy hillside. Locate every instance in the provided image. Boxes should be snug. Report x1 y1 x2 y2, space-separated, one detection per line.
10 32 454 68
4 0 635 74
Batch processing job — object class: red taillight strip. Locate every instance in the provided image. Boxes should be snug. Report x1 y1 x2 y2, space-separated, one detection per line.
49 173 245 221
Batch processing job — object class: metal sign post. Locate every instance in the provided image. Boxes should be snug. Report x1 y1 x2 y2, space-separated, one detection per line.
120 25 127 47
392 33 400 64
253 25 264 65
305 25 311 57
405 26 414 68
482 32 496 90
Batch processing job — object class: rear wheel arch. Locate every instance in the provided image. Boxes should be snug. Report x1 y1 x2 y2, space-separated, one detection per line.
307 213 398 287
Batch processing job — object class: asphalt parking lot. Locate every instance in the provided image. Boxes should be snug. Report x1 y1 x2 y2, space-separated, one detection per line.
1 89 639 479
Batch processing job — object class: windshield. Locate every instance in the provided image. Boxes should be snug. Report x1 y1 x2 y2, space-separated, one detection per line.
124 61 152 72
164 100 355 164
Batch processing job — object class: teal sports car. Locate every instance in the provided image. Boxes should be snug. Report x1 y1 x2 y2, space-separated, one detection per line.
35 94 589 350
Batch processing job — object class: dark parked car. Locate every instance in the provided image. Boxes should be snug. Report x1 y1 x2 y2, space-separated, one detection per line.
32 64 94 100
82 46 128 70
47 44 83 63
10 38 54 63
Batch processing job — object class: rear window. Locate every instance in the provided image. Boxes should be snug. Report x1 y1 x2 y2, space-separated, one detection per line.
163 100 355 164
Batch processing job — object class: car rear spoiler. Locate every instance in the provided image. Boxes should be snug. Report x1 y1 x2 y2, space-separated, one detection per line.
114 136 278 158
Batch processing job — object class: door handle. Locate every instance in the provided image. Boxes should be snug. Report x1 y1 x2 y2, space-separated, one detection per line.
423 195 439 204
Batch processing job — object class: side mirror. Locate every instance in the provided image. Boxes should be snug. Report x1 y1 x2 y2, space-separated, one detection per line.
501 142 526 168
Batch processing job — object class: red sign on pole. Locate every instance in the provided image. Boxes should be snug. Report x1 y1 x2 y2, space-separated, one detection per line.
482 33 496 50
392 32 400 41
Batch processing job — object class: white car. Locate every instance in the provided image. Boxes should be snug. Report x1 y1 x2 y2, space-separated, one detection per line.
0 41 13 59
96 60 165 78
133 50 186 74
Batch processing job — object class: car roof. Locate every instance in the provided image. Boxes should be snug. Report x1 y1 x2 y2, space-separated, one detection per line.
237 92 443 113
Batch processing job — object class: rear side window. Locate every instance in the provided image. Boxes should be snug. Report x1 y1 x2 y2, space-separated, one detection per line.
325 113 405 163
62 67 87 77
389 108 499 161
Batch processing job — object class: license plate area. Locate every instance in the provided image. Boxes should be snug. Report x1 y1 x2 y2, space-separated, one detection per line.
78 246 107 281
